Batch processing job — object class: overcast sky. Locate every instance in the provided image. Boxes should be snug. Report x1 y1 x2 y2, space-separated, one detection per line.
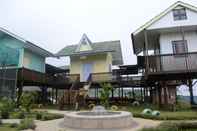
1 0 197 67
1 0 197 96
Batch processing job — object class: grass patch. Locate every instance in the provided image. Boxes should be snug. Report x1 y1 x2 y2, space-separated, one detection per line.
0 124 18 131
10 111 64 121
122 105 197 120
140 121 197 131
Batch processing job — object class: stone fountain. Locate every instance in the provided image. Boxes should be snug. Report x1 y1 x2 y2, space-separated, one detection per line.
64 106 134 129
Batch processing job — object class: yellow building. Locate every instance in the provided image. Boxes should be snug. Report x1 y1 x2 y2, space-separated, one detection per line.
56 34 123 82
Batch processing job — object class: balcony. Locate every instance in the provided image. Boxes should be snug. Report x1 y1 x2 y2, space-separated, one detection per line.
146 52 197 79
17 68 80 86
90 72 117 82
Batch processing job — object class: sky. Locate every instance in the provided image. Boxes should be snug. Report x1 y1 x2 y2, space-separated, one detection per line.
0 0 197 67
1 0 197 95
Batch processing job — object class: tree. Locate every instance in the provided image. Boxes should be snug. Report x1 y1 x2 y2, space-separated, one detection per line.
99 83 112 108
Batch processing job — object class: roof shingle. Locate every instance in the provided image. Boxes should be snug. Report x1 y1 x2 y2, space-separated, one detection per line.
56 40 123 65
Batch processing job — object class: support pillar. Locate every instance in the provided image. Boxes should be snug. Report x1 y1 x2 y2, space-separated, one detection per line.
188 79 195 105
55 88 58 104
17 82 23 105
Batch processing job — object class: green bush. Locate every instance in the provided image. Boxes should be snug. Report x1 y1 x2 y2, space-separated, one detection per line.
0 97 15 119
36 112 42 120
18 118 36 130
19 92 36 112
34 111 64 121
41 113 64 121
0 97 15 111
175 100 191 111
9 123 19 128
1 111 9 119
17 111 25 119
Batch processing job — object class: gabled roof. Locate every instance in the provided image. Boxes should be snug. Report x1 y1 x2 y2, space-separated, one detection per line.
133 1 197 36
0 27 54 57
56 38 123 65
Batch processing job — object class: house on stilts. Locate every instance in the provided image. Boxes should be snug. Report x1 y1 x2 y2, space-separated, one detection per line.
131 1 197 106
0 27 69 103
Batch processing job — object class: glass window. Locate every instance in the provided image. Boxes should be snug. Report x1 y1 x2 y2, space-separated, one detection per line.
172 40 188 54
173 8 187 21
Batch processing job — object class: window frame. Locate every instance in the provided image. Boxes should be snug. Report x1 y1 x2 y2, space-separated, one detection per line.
173 8 187 21
172 40 188 56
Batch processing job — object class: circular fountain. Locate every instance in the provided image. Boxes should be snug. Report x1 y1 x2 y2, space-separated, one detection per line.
64 106 134 129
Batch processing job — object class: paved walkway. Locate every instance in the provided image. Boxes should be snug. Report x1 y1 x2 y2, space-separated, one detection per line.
29 110 161 131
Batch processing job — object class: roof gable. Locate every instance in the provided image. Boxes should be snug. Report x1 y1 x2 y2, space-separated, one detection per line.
133 1 197 36
0 27 54 57
75 34 93 52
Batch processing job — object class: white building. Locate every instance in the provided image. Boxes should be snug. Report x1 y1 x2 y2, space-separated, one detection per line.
131 1 197 105
132 1 197 73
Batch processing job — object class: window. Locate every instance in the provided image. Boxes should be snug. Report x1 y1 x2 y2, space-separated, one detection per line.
172 40 188 54
173 8 187 21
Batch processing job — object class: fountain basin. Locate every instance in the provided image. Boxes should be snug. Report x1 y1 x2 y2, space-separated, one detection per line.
64 111 133 129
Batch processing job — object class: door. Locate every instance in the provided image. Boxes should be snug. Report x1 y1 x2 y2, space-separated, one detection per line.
82 63 93 82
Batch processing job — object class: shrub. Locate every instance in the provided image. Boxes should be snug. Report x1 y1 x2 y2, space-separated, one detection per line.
0 97 14 119
111 105 118 111
175 100 191 111
1 111 9 119
132 101 140 107
41 113 64 121
19 92 36 112
88 103 95 110
36 112 42 120
17 111 25 119
142 108 152 115
152 110 160 116
0 97 15 112
9 123 19 128
18 118 36 130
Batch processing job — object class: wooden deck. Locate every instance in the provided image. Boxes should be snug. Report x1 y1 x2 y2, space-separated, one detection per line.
17 68 80 87
146 52 197 80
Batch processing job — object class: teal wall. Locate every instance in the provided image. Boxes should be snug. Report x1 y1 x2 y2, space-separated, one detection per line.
0 34 45 73
0 35 24 67
23 49 45 73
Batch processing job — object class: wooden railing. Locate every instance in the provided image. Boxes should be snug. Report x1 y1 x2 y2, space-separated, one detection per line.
90 72 116 82
53 74 80 85
18 68 46 83
147 52 197 74
17 68 80 85
89 72 144 85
